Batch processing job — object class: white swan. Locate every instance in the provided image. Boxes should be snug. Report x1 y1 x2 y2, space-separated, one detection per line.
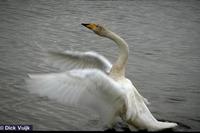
26 23 177 131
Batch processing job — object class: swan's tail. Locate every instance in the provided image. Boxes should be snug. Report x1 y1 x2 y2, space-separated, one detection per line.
131 112 178 131
124 89 177 131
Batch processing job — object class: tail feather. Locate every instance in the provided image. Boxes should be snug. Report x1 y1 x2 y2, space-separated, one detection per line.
125 91 177 131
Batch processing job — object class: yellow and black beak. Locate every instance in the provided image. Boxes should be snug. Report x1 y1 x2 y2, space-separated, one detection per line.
81 23 97 30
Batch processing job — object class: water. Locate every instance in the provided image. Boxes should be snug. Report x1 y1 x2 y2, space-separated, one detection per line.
0 0 200 131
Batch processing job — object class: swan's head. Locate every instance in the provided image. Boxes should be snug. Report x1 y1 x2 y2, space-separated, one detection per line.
82 23 108 37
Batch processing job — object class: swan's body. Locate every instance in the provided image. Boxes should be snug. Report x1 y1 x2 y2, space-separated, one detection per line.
26 23 177 131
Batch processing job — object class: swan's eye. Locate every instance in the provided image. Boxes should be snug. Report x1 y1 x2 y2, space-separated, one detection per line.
96 25 102 31
95 25 100 30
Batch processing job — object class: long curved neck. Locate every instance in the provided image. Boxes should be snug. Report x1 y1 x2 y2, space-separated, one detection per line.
105 30 129 78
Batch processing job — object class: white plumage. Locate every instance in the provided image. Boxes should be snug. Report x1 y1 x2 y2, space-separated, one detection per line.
27 69 125 126
26 23 177 131
45 50 112 74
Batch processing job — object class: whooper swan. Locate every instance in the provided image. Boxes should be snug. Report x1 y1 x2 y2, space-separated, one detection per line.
26 23 178 131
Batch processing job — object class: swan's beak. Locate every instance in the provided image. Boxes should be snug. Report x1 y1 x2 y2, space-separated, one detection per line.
82 23 97 30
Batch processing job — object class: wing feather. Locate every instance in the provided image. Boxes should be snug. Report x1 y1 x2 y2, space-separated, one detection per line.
45 50 112 73
26 69 125 126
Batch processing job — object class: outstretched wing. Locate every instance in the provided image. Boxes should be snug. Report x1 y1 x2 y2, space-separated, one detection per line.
45 50 112 74
26 69 125 126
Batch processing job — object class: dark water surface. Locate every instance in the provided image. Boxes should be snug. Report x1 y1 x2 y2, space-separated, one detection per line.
0 0 200 131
